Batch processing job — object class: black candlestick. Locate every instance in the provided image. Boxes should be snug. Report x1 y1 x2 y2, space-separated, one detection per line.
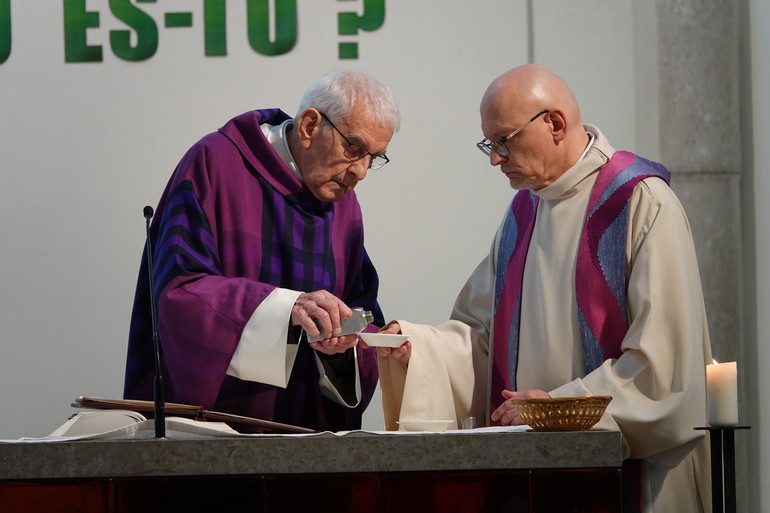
695 425 750 513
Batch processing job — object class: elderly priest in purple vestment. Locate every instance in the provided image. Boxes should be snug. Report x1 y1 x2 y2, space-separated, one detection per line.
377 64 712 513
124 71 400 433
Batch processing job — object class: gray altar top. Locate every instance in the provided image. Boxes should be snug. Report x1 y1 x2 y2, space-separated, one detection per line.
0 429 622 480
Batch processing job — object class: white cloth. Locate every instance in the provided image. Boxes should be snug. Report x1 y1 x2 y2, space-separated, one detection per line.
380 126 712 513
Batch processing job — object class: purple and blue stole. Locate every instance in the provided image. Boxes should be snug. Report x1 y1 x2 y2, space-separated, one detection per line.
491 150 670 513
491 151 671 413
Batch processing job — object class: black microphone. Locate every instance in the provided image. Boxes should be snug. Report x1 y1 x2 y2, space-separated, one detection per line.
143 205 165 438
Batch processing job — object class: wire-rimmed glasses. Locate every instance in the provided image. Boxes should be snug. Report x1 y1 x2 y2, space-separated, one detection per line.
476 110 550 157
319 112 390 170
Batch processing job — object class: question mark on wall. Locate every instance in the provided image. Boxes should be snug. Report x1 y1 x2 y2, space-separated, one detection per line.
337 0 385 59
0 0 10 65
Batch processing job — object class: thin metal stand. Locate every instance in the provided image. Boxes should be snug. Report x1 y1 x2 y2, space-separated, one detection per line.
695 426 750 513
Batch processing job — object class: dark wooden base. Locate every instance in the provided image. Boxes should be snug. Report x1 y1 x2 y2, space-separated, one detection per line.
0 467 621 513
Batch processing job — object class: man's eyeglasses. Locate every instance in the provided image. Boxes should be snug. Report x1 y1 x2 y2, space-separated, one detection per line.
476 110 550 157
319 112 390 170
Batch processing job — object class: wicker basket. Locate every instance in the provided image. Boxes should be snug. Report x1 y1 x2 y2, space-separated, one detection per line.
509 396 612 431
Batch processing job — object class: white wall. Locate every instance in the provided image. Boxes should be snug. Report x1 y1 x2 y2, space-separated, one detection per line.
1 0 643 439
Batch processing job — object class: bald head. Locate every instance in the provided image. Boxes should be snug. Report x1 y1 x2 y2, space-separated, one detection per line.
481 64 581 126
479 64 590 190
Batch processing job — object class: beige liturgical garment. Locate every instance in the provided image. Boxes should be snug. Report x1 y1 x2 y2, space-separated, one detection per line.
379 126 712 513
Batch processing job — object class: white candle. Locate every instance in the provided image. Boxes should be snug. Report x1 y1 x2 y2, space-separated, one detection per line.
706 360 738 426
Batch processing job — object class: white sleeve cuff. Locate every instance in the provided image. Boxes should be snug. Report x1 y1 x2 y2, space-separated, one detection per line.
226 287 302 388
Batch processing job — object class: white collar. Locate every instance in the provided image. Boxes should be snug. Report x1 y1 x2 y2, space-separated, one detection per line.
577 131 596 163
261 119 303 182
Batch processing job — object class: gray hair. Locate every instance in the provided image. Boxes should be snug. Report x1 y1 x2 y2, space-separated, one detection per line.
296 71 401 132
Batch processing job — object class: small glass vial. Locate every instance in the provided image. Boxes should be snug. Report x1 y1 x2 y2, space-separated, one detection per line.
306 308 374 342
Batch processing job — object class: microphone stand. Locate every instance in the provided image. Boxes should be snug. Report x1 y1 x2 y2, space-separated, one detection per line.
143 206 165 438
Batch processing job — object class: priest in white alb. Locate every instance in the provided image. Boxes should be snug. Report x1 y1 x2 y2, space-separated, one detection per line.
375 64 712 513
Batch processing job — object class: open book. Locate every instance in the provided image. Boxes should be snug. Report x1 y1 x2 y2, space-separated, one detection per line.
47 409 245 440
50 409 152 437
70 396 316 435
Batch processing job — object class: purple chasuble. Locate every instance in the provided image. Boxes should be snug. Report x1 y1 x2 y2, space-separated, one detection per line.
491 151 671 415
124 109 382 432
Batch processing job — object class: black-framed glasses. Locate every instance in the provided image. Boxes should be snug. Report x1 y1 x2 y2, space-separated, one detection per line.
319 112 390 170
476 110 550 157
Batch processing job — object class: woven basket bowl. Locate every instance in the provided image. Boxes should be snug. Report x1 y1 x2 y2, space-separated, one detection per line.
509 396 612 432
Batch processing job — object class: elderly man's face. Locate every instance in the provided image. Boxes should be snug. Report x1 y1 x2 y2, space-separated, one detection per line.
301 106 392 203
481 104 555 191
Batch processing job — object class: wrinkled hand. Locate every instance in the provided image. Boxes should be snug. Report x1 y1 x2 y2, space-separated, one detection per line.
291 290 354 350
366 321 411 365
490 389 550 426
309 333 360 355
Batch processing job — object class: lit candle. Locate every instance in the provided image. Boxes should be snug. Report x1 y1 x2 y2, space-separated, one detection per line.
706 359 738 426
